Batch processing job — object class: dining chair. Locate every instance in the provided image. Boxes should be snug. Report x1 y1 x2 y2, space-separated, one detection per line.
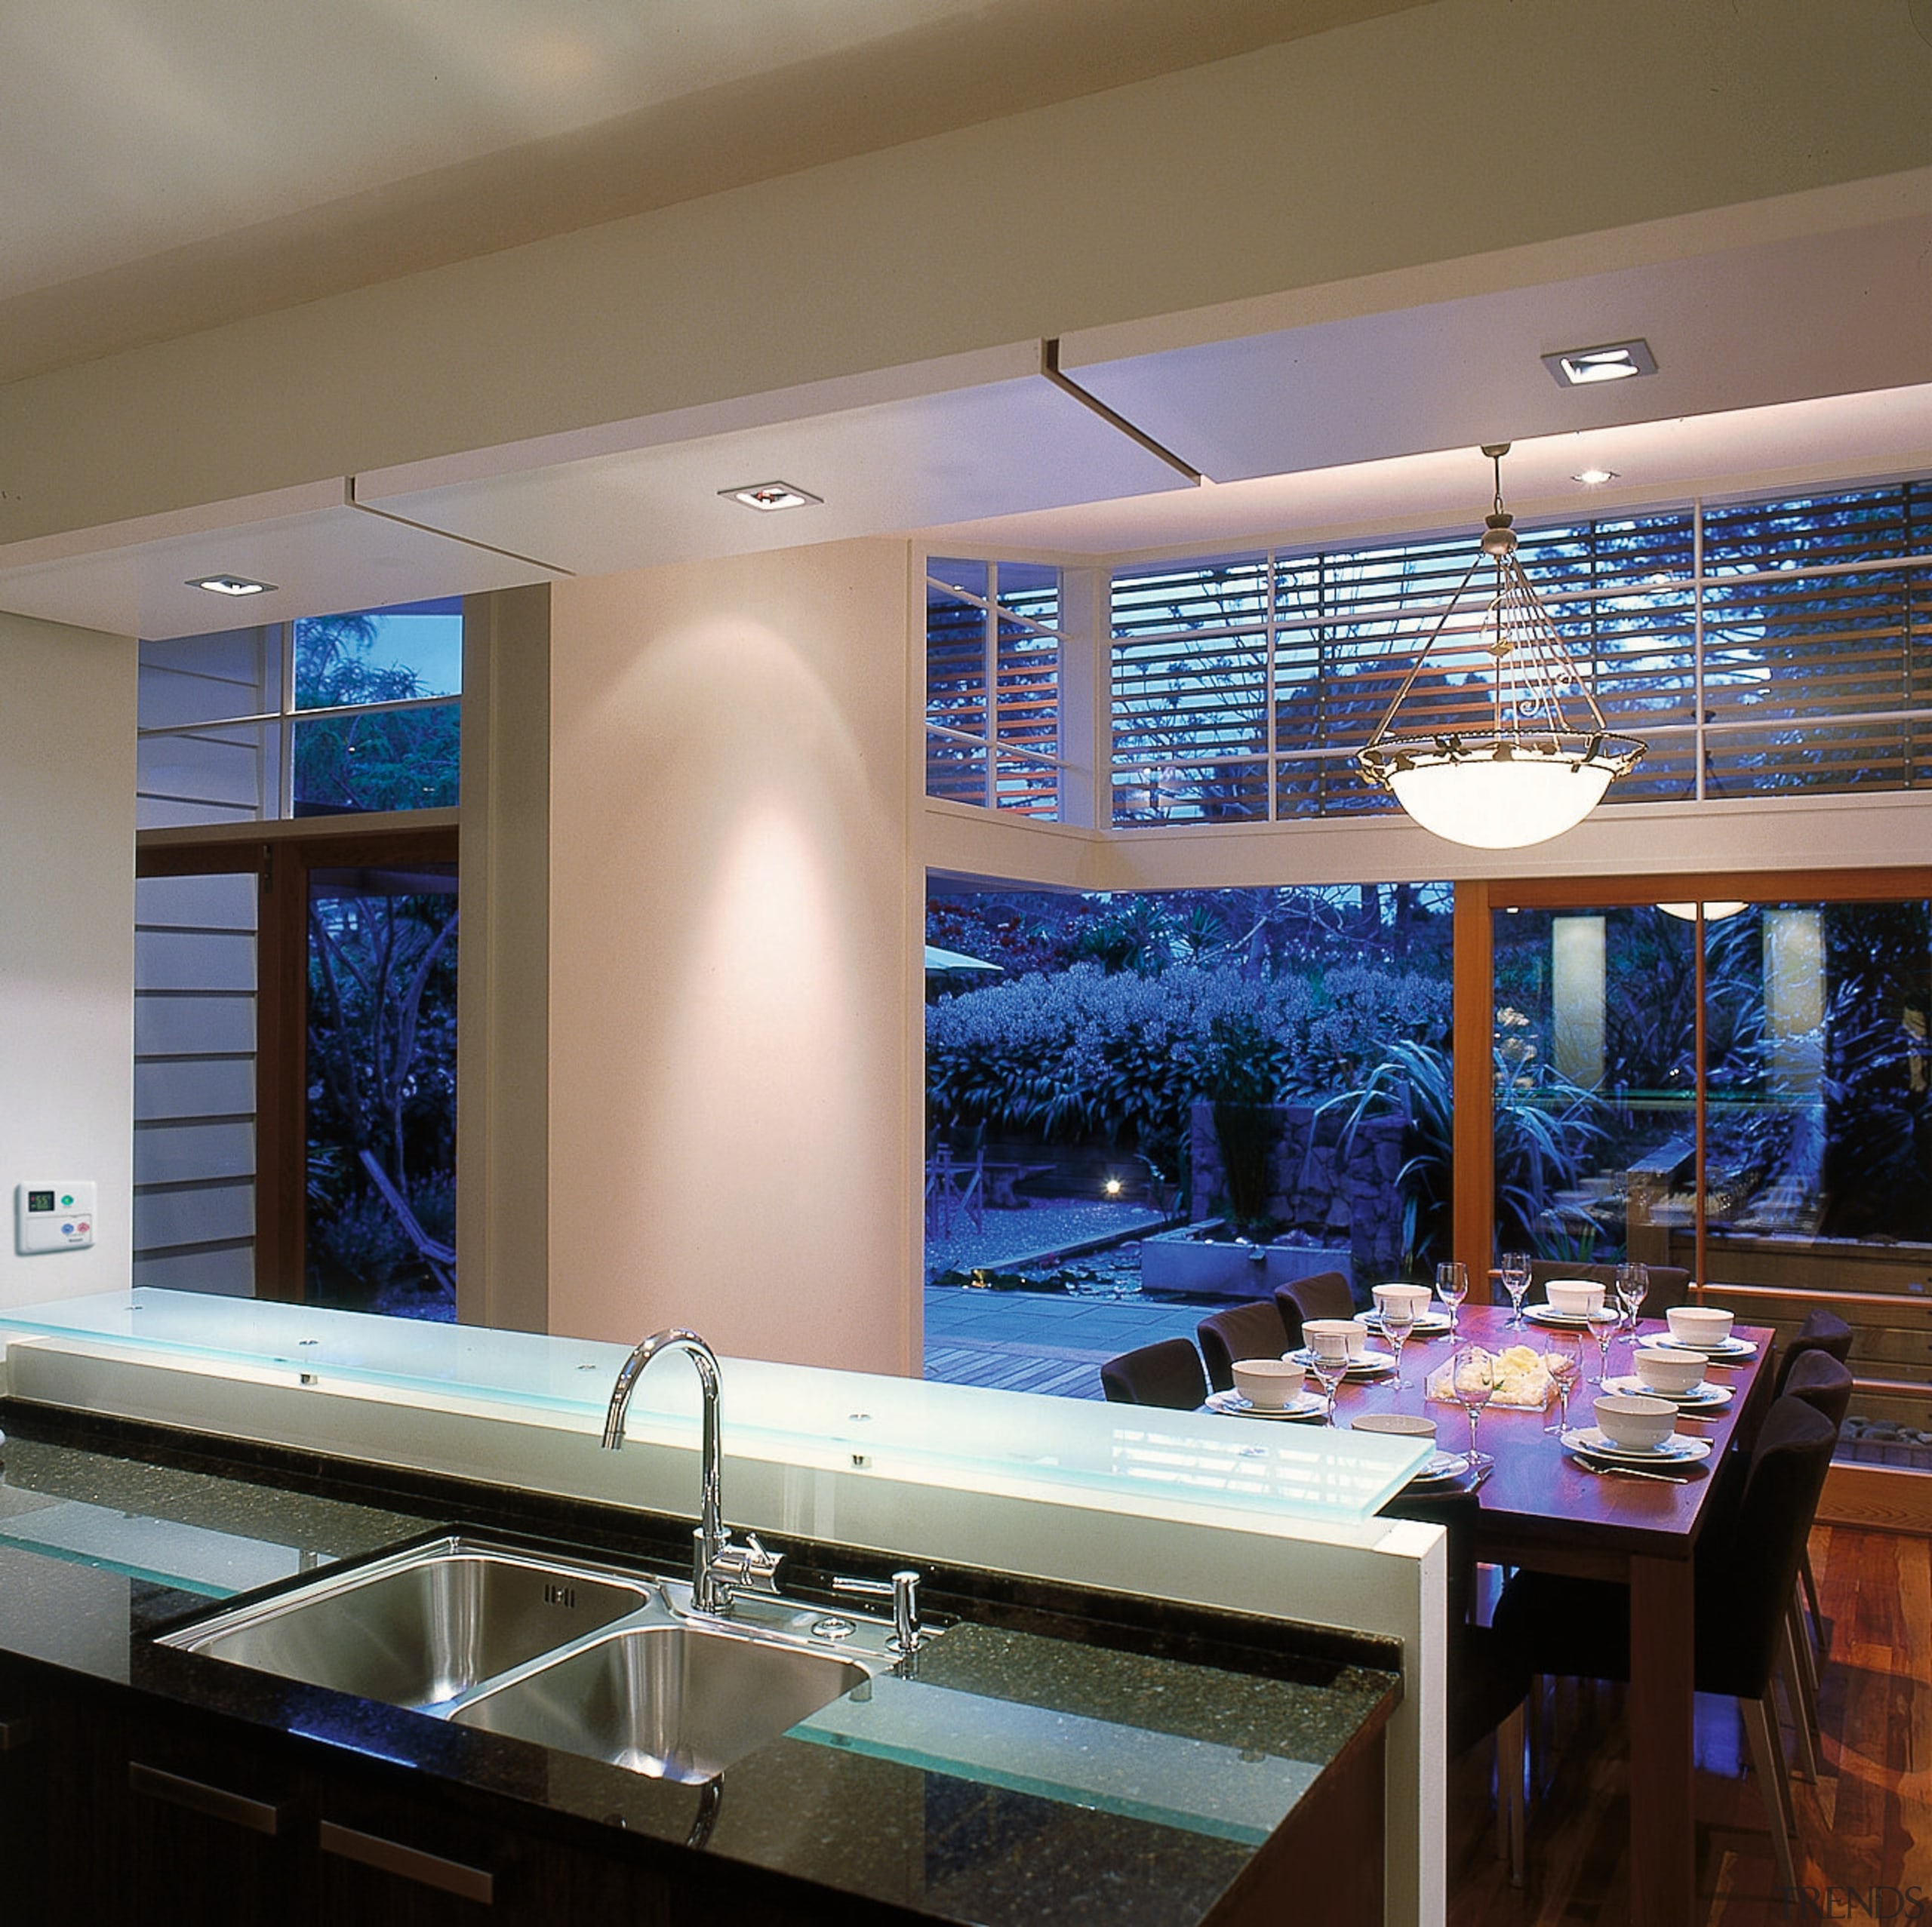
1098 1337 1208 1410
1525 1260 1690 1314
1378 1487 1529 1886
1779 1349 1854 1753
1491 1397 1836 1895
1772 1306 1855 1398
1195 1301 1292 1394
1274 1270 1355 1343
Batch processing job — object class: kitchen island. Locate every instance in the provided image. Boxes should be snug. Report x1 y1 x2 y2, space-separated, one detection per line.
0 1291 1448 1924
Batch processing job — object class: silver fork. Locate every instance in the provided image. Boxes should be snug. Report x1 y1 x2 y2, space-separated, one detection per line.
1573 1455 1696 1485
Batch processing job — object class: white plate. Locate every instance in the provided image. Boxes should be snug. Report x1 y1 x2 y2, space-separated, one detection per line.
1361 1311 1453 1337
1205 1389 1328 1421
1287 1347 1396 1379
1604 1374 1734 1411
1406 1450 1472 1486
1524 1304 1603 1329
1654 1333 1758 1360
1561 1427 1712 1465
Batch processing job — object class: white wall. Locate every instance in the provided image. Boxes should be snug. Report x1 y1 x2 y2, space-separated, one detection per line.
0 611 136 1305
545 540 920 1372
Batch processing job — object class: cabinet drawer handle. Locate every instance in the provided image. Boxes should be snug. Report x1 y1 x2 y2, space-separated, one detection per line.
0 1716 32 1752
128 1760 287 1836
319 1820 494 1906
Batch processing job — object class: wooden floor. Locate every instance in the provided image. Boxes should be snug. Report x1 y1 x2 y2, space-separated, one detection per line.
1448 1525 1932 1922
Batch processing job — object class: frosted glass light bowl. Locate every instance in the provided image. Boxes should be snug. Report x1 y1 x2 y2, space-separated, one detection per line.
1386 749 1613 850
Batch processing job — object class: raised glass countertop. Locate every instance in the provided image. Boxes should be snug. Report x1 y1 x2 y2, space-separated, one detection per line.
0 1289 1426 1529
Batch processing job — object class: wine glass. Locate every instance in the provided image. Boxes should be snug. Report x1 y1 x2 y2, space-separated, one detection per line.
1306 1345 1350 1427
1586 1306 1621 1385
1451 1343 1494 1468
1380 1301 1418 1390
1542 1330 1581 1434
1435 1261 1469 1338
1615 1262 1649 1343
1499 1251 1531 1328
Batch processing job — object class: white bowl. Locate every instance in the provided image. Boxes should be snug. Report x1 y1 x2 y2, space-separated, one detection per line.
1351 1412 1436 1443
1635 1347 1706 1396
1666 1306 1734 1349
1304 1318 1366 1361
1545 1279 1606 1318
1594 1393 1677 1452
1232 1357 1306 1409
1373 1283 1433 1322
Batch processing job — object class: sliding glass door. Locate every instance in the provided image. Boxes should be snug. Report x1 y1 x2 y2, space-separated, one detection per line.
1466 873 1932 1485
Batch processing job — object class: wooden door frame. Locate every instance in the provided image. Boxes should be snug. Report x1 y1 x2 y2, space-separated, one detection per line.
137 816 459 1302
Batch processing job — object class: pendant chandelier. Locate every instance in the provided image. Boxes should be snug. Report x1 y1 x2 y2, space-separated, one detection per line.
1356 444 1645 848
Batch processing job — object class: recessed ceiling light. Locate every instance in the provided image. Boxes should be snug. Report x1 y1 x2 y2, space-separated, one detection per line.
1541 340 1658 388
1572 468 1619 486
720 481 823 512
188 573 277 597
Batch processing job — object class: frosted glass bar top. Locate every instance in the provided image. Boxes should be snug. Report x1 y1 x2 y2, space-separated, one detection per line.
0 1291 1426 1527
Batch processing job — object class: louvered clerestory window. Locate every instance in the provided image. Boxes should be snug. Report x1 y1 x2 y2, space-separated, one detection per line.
926 559 1063 816
1109 478 1932 826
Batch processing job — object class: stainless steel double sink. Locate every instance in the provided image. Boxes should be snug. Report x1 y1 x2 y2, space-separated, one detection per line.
158 1535 893 1783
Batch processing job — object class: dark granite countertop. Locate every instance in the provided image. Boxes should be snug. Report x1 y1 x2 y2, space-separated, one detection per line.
0 1415 1400 1927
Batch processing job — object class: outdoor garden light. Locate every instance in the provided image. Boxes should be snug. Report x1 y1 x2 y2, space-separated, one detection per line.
1355 444 1645 849
1103 1176 1123 1197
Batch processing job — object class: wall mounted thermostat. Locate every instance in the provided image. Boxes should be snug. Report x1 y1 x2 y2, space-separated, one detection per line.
16 1182 96 1255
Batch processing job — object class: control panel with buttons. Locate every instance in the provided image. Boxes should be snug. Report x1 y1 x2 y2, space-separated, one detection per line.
15 1182 97 1254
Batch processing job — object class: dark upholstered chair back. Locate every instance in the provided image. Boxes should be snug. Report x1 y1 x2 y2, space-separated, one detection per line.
1099 1338 1208 1410
1526 1260 1690 1315
1773 1306 1855 1397
1696 1397 1836 1698
1275 1270 1355 1340
1781 1348 1854 1432
1195 1301 1291 1394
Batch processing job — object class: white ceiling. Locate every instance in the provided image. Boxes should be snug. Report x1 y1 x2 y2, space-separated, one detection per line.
0 0 1014 298
0 481 558 642
0 0 1426 382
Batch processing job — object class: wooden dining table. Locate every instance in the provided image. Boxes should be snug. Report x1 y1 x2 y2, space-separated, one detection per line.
1315 1301 1778 1927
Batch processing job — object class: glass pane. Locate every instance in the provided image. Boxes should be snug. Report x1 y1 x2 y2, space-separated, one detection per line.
928 558 989 604
925 579 985 748
1602 729 1697 804
1491 905 1699 1265
1703 720 1925 798
921 881 1455 1389
996 561 1061 632
1275 756 1397 819
306 864 458 1318
1703 569 1915 721
1700 481 1925 576
1703 899 1932 1465
1112 758 1268 825
995 753 1059 816
140 625 278 727
995 619 1058 764
292 701 460 815
134 871 258 1298
294 599 463 709
138 719 281 828
926 730 989 807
